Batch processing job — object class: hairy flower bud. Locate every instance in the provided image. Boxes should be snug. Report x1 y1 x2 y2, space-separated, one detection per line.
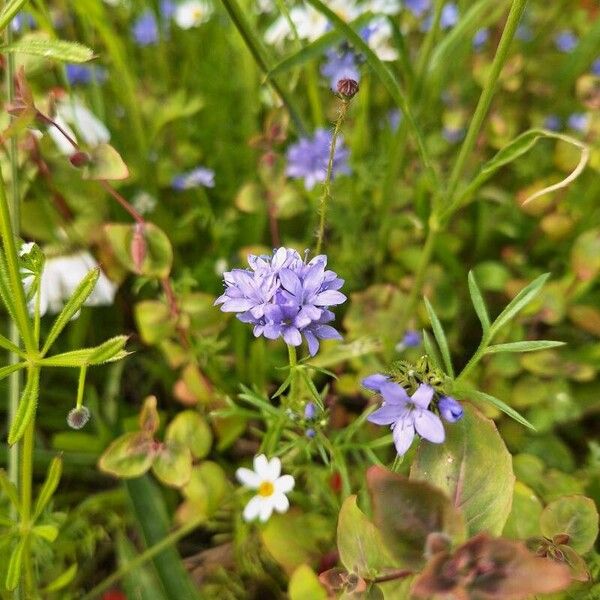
438 396 464 423
336 78 359 99
67 406 91 430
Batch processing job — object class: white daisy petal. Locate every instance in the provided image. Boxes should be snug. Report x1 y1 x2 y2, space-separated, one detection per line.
253 454 270 478
272 493 289 514
267 457 281 480
242 496 263 522
274 474 295 495
236 467 260 488
258 498 274 522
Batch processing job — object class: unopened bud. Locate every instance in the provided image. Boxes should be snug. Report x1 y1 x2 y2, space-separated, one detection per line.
69 151 90 168
67 406 91 430
131 223 147 273
336 78 359 99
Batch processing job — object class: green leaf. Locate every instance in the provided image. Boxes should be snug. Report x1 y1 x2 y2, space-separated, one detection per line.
0 361 27 382
0 0 30 33
135 300 176 344
0 332 21 355
82 143 129 180
337 495 393 579
41 269 100 355
367 467 466 569
31 524 58 542
485 340 566 354
98 432 154 479
288 565 327 600
0 36 94 62
422 330 443 372
424 298 454 377
5 537 26 591
468 271 490 333
105 223 173 279
43 564 78 594
503 481 543 540
540 496 599 554
453 385 535 430
152 443 192 488
489 273 549 338
268 13 373 77
33 456 62 521
0 469 20 513
180 462 229 519
410 404 514 536
40 336 129 367
8 367 40 446
165 411 212 460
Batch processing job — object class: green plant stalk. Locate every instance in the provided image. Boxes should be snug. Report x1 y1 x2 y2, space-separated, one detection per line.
81 514 206 600
441 0 529 215
76 365 87 409
315 97 349 255
19 419 35 594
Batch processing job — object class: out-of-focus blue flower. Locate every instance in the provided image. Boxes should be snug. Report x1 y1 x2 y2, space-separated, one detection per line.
473 28 489 50
443 126 465 143
286 129 351 191
215 248 346 356
365 378 445 456
404 0 430 17
11 12 35 33
321 49 359 90
543 115 562 131
568 113 589 133
554 30 577 53
172 166 215 190
403 330 422 348
306 428 316 438
160 0 176 18
132 10 159 46
516 24 533 42
438 396 463 423
591 58 600 76
388 109 402 132
65 64 108 86
422 3 459 32
304 402 317 419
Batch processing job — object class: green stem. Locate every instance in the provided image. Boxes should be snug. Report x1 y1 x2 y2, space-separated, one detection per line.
287 343 298 407
20 418 35 594
76 365 87 409
455 334 491 384
81 515 206 600
315 98 349 255
442 0 529 216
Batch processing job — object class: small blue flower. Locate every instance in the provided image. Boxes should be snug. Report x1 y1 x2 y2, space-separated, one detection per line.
321 49 359 90
567 113 589 134
65 64 107 86
422 3 459 32
304 402 317 420
286 129 351 191
11 12 35 33
364 376 445 456
172 166 215 190
306 428 316 438
133 10 159 46
438 396 463 423
543 115 562 132
473 28 489 51
554 30 577 53
388 109 402 132
403 330 422 348
160 0 176 19
404 0 430 17
592 58 600 76
443 126 465 144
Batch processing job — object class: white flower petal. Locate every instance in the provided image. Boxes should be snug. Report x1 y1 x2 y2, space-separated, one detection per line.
274 474 295 495
272 493 289 514
267 457 281 480
258 497 275 522
236 467 260 488
253 454 270 478
243 496 263 522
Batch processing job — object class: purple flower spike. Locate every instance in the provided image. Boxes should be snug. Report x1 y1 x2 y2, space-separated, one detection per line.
367 381 445 456
215 248 345 356
286 128 351 191
438 396 463 423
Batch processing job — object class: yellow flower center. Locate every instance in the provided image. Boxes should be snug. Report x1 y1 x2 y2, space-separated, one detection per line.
192 8 204 20
258 481 274 497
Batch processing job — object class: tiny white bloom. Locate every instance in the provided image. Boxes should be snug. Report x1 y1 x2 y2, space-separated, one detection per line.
174 0 212 29
236 454 295 522
48 99 110 155
25 251 117 316
366 17 398 61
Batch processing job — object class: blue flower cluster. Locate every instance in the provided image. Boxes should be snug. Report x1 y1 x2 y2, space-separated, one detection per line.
215 248 346 355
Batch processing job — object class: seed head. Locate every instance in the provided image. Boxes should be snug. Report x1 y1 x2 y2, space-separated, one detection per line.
67 406 91 430
336 78 359 99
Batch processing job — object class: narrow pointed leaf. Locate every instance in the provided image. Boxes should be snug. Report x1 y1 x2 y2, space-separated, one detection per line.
485 340 566 354
5 537 26 591
33 456 63 521
0 361 27 382
0 0 30 33
424 298 454 377
8 367 40 445
0 332 21 355
468 271 490 333
489 274 549 338
0 469 20 513
0 37 94 62
42 268 100 355
422 330 443 372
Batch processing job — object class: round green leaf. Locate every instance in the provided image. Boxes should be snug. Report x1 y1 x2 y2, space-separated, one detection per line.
98 432 154 479
503 481 543 540
410 404 514 536
181 461 229 517
166 411 212 459
289 565 327 600
135 300 176 345
540 496 599 554
152 443 192 488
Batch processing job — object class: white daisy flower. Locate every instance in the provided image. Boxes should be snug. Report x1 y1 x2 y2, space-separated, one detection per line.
174 0 212 29
23 251 117 316
236 454 295 522
48 98 110 155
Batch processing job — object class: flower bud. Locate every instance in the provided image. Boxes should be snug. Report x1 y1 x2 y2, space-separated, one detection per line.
304 401 317 420
337 78 359 99
69 151 90 168
67 406 91 430
438 396 463 423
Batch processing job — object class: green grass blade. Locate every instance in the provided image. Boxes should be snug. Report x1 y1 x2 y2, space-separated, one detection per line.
468 271 491 334
0 0 30 34
424 298 454 377
0 38 94 62
8 366 40 446
33 455 62 520
485 340 566 354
